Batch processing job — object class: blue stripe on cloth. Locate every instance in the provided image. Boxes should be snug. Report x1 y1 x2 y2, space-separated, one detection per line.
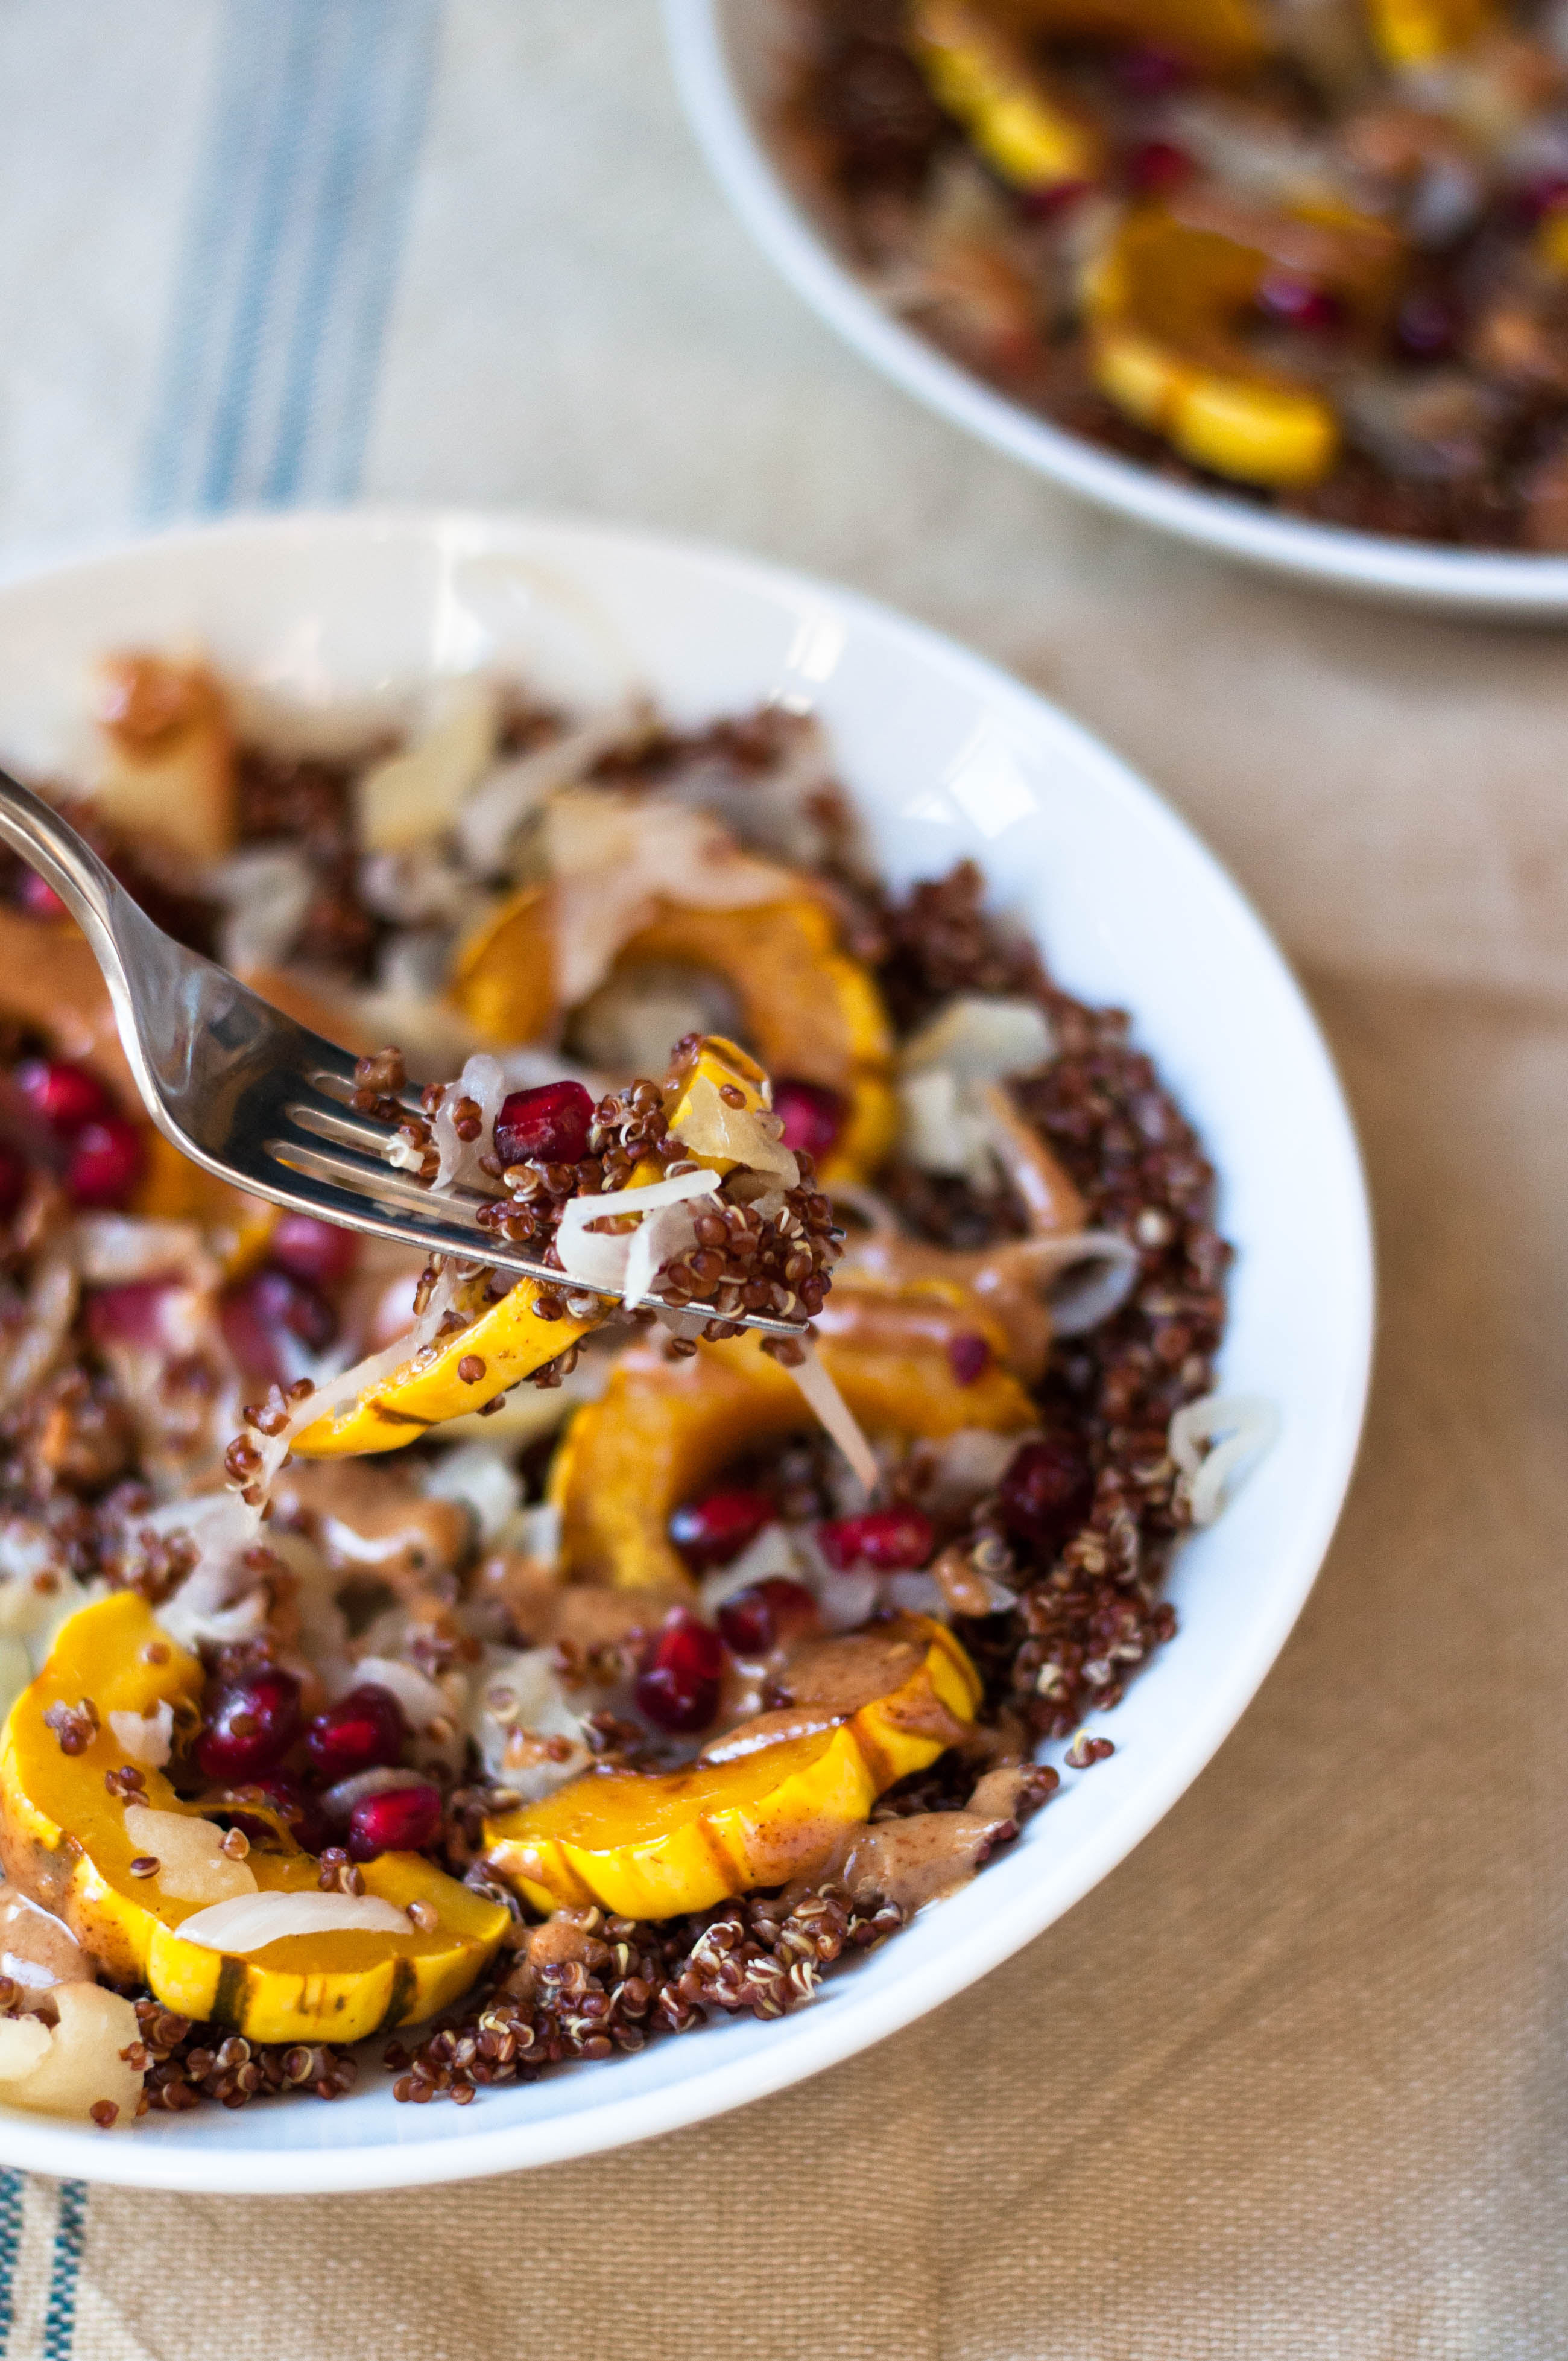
40 2180 85 2361
142 0 440 519
0 2169 22 2358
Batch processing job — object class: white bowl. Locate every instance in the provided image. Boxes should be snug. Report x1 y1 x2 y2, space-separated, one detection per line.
0 508 1371 2190
665 0 1568 615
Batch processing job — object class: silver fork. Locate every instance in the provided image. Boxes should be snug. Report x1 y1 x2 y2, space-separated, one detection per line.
0 770 808 1339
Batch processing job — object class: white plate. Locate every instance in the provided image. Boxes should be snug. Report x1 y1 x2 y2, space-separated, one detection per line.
0 509 1371 2190
665 0 1568 615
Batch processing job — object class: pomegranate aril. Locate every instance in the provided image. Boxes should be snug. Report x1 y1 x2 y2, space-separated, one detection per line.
717 1577 819 1658
1125 138 1193 194
65 1116 144 1210
16 1057 112 1135
818 1508 935 1574
303 1684 408 1784
635 1608 725 1734
16 872 69 921
85 1279 180 1350
195 1668 304 1783
1114 40 1188 93
1017 176 1093 220
493 1080 595 1169
947 1331 991 1386
0 1144 26 1222
997 1432 1094 1553
221 1267 338 1383
772 1079 846 1161
1256 270 1342 333
227 1773 329 1855
268 1214 359 1288
1394 288 1459 361
347 1781 442 1861
668 1488 774 1573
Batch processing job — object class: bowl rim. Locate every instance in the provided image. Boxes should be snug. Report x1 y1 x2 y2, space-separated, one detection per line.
663 0 1568 616
0 505 1375 2190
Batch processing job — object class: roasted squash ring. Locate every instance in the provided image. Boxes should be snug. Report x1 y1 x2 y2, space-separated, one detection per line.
1088 199 1403 490
482 1614 981 1917
551 1320 1037 1594
451 887 898 1186
0 1594 507 2042
911 0 1104 191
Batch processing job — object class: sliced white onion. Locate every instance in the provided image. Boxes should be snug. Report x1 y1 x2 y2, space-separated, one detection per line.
818 1568 879 1634
1169 1393 1280 1526
209 846 315 972
621 1199 700 1310
434 1053 507 1190
357 675 499 855
884 1571 952 1618
785 1345 879 1495
73 1217 212 1288
457 703 650 876
0 1248 76 1415
421 1440 522 1541
669 1076 797 1185
107 1702 173 1768
899 996 1053 1081
555 1170 719 1304
697 1521 800 1618
347 1655 455 1734
175 1890 414 1951
1042 1232 1141 1335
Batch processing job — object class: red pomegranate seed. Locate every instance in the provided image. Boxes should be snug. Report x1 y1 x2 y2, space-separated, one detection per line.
668 1488 774 1573
84 1279 182 1350
818 1508 935 1574
303 1684 408 1784
1126 138 1194 194
16 872 68 921
772 1079 846 1161
268 1213 359 1288
226 1773 329 1855
1394 288 1459 361
347 1781 443 1861
493 1081 595 1169
1256 270 1342 334
16 1058 112 1135
997 1432 1094 1553
1515 169 1568 222
0 1144 27 1222
1017 176 1093 220
635 1609 724 1735
1114 40 1189 93
64 1116 144 1209
947 1331 991 1386
717 1577 819 1658
195 1669 304 1783
221 1267 338 1381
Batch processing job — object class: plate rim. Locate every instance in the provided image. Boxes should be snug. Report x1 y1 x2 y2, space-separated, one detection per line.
0 504 1374 2190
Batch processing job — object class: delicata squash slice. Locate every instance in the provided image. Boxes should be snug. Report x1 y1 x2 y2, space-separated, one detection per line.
483 1615 982 1918
0 1595 507 2044
555 1323 1035 1594
1087 197 1406 490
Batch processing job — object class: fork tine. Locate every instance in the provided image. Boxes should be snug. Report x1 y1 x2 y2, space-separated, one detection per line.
282 1091 420 1160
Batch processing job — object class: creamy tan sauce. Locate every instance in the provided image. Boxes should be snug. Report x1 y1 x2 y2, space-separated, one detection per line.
0 1886 87 1990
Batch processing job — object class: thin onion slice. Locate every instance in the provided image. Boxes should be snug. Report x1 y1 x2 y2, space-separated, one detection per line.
1169 1393 1279 1526
785 1343 879 1495
175 1890 413 1953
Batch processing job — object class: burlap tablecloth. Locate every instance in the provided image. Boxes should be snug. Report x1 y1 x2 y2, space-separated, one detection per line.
0 3 1566 2353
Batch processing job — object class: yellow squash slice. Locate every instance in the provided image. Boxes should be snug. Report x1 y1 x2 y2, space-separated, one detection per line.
483 1615 981 1917
0 1594 507 2041
551 1320 1035 1593
911 0 1103 190
1087 199 1403 490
